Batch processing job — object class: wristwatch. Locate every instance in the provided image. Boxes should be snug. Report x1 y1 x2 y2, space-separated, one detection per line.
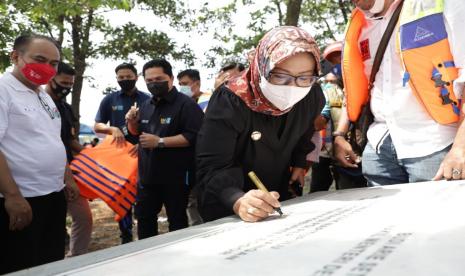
332 131 346 138
158 137 165 148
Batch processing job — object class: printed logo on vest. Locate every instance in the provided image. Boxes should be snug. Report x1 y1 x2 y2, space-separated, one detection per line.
360 39 371 61
414 26 434 42
160 117 172 124
112 105 124 111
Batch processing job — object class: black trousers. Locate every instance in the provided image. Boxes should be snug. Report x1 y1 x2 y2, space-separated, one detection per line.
118 207 133 241
135 177 188 240
310 157 367 193
310 157 334 192
0 190 67 274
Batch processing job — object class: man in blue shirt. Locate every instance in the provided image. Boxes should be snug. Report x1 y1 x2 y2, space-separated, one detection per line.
94 63 150 243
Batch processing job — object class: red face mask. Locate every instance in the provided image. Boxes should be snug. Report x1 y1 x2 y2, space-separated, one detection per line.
21 62 57 85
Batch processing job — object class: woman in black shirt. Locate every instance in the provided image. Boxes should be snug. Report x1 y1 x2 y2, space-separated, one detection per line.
196 26 325 222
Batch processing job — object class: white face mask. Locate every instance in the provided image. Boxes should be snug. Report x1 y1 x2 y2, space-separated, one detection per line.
179 85 193 97
369 0 385 14
259 76 311 111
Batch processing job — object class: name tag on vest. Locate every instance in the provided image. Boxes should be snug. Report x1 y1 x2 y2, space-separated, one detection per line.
360 39 371 61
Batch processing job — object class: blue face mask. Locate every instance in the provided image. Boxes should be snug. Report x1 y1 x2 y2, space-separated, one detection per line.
331 64 342 79
179 85 193 97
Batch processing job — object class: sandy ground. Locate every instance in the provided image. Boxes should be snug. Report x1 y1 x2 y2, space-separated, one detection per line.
66 200 169 253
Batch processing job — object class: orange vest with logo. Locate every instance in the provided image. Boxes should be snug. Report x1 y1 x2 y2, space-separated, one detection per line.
70 136 138 221
343 1 460 125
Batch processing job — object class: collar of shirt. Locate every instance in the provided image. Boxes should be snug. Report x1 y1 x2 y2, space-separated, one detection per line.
117 89 142 98
151 87 178 105
363 0 402 21
4 72 42 94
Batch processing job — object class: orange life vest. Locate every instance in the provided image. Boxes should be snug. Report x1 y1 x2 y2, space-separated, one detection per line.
343 2 460 125
70 136 138 221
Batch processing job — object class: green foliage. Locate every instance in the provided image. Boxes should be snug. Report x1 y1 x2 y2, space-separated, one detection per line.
137 0 191 30
300 0 353 43
0 8 14 71
196 0 269 68
0 3 29 71
0 0 195 71
0 0 197 127
195 0 353 68
99 23 194 65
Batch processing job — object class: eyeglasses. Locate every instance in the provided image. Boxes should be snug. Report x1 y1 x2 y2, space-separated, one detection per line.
325 79 339 85
267 72 318 87
37 94 56 119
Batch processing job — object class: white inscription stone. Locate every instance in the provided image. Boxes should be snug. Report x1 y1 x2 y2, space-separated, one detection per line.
14 180 465 276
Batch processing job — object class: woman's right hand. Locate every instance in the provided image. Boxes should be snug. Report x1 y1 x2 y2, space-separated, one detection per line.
233 190 280 222
334 136 360 168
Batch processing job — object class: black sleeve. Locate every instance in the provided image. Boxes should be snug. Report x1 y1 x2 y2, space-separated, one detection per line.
63 102 78 124
179 99 204 145
291 85 326 168
196 87 247 213
65 103 79 139
291 126 316 168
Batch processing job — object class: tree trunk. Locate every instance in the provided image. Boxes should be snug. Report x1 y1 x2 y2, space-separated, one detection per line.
70 8 93 133
57 15 65 49
70 15 85 132
338 0 351 24
273 0 284 26
285 0 303 26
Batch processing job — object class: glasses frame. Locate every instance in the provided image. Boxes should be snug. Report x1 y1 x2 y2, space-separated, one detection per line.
37 94 56 120
267 72 318 87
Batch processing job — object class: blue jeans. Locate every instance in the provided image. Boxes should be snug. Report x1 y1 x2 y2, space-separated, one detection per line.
362 134 451 186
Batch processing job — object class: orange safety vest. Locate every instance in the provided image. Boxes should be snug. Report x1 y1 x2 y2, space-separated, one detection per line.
70 136 138 221
343 2 460 125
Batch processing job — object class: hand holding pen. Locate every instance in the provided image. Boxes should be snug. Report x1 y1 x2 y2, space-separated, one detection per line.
232 171 283 222
125 102 139 123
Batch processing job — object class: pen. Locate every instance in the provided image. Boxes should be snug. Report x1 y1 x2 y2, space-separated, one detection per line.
247 171 283 216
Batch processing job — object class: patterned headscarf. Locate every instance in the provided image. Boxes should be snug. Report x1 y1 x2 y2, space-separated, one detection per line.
226 26 320 116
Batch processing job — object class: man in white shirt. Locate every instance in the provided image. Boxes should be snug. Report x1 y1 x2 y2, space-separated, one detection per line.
0 34 79 274
334 0 465 185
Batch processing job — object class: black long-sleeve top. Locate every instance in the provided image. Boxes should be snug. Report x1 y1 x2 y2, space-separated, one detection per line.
196 84 325 221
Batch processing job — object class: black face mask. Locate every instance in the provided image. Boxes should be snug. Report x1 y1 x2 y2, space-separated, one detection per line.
118 79 137 92
51 80 72 99
147 81 169 98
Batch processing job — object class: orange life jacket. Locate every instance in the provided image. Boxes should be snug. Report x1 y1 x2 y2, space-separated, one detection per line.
343 2 460 125
70 136 138 221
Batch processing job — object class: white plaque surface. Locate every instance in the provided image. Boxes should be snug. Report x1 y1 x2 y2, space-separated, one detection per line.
14 180 465 276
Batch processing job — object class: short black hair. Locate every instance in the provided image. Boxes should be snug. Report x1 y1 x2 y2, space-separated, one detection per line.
115 62 137 76
177 69 200 81
142 58 173 78
220 62 245 73
57 62 76 76
13 33 59 52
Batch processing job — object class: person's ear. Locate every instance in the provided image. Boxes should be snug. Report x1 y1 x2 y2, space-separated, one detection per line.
10 50 19 66
50 78 58 89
